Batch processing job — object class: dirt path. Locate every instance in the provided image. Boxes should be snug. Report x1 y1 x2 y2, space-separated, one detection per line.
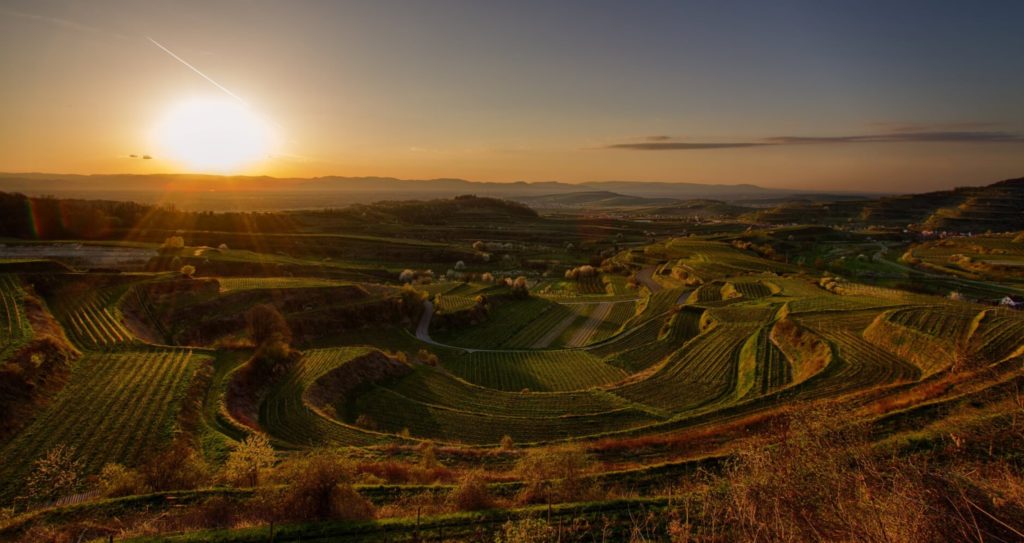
637 266 663 293
567 302 613 347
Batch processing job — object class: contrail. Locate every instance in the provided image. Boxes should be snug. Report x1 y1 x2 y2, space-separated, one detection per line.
147 37 246 104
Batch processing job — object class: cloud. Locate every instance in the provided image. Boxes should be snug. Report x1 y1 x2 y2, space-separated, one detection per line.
606 142 768 150
602 130 1024 151
645 135 674 142
0 8 132 41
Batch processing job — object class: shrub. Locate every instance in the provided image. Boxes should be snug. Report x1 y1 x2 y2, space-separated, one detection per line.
481 272 495 283
159 236 185 252
418 441 441 469
449 471 494 511
416 348 439 366
140 442 208 491
511 276 530 299
274 451 374 522
180 264 196 278
25 445 83 504
224 433 276 487
516 444 595 503
246 304 291 347
495 518 555 543
95 463 150 498
500 435 515 450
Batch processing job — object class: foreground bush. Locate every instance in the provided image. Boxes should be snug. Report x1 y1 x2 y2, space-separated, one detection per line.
516 444 597 504
449 471 494 511
265 451 375 522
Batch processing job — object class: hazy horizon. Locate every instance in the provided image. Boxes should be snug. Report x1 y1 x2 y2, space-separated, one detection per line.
2 1 1023 192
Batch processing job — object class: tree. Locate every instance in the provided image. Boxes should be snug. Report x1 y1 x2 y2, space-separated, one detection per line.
140 442 209 491
246 304 291 347
449 471 493 511
180 264 196 278
516 444 595 503
511 276 530 299
25 445 83 504
224 433 276 487
274 451 373 522
95 463 149 498
159 236 185 253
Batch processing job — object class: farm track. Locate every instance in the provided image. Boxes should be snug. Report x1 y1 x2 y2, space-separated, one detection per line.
532 307 583 348
567 302 612 347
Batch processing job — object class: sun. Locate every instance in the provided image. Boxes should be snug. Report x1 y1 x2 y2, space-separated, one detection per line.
153 97 275 173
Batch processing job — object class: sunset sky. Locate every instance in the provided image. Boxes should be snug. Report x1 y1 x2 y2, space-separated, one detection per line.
1 0 1022 191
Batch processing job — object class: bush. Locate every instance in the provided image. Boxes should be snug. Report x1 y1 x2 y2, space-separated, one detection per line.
515 444 596 504
180 264 196 278
141 442 208 491
95 463 150 498
273 451 374 522
449 471 494 511
224 433 276 487
416 348 439 366
246 304 291 347
159 236 185 252
25 445 83 504
500 435 515 450
511 276 530 299
495 518 555 543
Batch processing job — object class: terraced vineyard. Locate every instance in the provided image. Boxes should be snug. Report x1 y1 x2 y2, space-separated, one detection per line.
53 287 136 349
443 350 627 392
737 326 791 398
729 280 773 299
433 293 478 313
218 277 349 291
0 275 30 359
5 226 1024 541
351 387 659 444
886 304 981 341
258 347 392 448
614 323 760 413
0 349 203 501
431 296 555 348
967 308 1024 362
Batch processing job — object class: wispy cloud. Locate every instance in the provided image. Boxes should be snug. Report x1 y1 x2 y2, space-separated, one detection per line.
602 129 1024 151
0 7 132 41
607 141 767 150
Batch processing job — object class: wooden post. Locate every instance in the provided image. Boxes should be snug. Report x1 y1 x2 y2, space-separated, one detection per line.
415 506 421 543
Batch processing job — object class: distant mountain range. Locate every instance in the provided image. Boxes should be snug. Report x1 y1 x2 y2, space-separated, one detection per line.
0 173 878 210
